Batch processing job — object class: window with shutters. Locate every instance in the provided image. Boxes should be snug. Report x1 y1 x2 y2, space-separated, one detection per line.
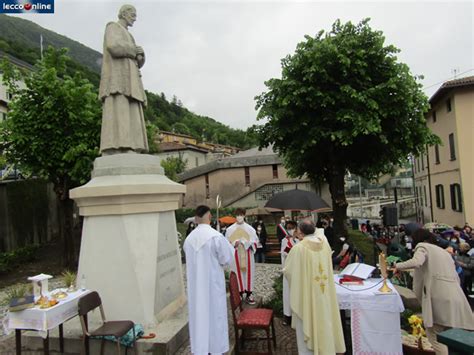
423 186 427 207
449 133 456 161
205 174 210 199
435 184 445 209
244 167 250 186
434 145 440 164
272 164 278 179
450 183 462 212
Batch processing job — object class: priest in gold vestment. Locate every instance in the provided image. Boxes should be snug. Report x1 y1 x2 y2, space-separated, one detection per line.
284 219 346 355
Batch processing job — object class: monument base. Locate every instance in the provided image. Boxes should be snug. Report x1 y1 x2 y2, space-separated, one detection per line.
70 154 187 327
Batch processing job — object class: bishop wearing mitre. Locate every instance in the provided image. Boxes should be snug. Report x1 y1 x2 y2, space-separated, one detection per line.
284 219 346 355
225 208 259 305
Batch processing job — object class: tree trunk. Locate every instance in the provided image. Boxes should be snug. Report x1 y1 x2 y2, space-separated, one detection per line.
326 169 348 239
54 178 76 268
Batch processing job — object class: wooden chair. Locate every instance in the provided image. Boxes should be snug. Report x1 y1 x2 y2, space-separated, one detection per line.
229 271 276 354
77 291 137 355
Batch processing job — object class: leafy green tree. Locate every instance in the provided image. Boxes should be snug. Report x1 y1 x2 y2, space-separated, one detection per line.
161 155 187 182
172 122 191 136
0 154 6 168
146 122 160 154
1 47 101 266
255 19 438 238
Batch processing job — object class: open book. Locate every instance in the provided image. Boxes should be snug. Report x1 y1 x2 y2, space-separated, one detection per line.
340 263 375 280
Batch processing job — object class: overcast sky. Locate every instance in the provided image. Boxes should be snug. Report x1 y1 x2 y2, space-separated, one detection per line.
11 0 474 129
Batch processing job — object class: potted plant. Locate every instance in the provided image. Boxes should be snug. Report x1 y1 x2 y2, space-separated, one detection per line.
62 270 77 292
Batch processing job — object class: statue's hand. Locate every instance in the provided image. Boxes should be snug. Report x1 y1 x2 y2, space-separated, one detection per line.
136 46 144 55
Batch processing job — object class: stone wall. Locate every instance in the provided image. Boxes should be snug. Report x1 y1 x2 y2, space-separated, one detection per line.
0 179 59 252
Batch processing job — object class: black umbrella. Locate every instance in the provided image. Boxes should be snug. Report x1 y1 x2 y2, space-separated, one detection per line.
264 189 330 211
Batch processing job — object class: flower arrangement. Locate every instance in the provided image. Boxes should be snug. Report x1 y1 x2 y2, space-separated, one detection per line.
408 315 426 349
409 315 426 336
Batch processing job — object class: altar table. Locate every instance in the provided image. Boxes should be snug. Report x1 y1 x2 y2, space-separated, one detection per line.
7 289 90 355
334 275 405 355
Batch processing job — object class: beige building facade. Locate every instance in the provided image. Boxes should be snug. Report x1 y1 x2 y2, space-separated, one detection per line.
0 52 31 123
155 142 211 170
179 146 330 209
414 76 474 226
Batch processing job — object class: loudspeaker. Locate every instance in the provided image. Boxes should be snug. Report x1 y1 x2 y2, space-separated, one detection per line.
382 205 398 226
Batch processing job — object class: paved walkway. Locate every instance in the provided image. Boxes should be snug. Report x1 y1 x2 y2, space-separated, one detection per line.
0 263 290 354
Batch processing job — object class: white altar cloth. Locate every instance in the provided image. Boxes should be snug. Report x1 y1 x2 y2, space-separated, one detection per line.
334 275 405 355
6 289 90 338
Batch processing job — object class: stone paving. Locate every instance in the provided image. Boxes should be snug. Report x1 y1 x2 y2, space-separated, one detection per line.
175 263 294 354
0 263 289 354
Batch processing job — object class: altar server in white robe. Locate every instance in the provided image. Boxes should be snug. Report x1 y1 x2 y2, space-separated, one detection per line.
225 208 259 305
184 205 235 355
281 220 299 325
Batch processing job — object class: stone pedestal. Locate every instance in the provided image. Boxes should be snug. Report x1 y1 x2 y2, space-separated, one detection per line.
70 154 186 327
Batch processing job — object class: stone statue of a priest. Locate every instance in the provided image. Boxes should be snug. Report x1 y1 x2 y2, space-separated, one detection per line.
99 4 149 155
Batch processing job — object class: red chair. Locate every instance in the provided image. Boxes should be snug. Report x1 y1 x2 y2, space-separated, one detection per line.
229 271 276 354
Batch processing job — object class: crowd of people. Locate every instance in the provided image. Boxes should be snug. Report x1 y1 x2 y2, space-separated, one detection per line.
183 206 346 354
360 221 474 299
183 206 474 355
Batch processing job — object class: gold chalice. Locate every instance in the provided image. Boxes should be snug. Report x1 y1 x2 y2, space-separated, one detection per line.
378 252 393 293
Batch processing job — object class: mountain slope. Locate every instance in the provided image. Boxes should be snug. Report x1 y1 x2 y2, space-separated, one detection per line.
0 14 101 72
0 15 257 149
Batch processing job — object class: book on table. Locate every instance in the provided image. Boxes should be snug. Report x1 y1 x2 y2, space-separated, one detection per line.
9 295 35 312
340 263 375 281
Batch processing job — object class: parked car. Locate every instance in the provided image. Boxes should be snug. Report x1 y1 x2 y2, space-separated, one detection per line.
0 166 23 180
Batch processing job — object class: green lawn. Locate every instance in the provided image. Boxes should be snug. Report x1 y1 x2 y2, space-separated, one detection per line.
348 229 376 265
177 222 187 237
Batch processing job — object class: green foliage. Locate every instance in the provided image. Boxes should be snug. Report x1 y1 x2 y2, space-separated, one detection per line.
255 18 438 181
0 154 6 167
145 91 257 149
0 245 39 273
0 14 101 73
1 283 33 306
255 19 439 237
175 208 197 223
401 309 416 332
5 180 49 247
61 270 77 288
262 274 284 317
175 207 239 224
0 47 101 188
161 155 187 181
348 229 376 265
0 14 255 150
146 122 160 154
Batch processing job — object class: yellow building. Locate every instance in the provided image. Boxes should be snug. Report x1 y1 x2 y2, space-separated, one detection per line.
156 130 240 157
414 76 474 226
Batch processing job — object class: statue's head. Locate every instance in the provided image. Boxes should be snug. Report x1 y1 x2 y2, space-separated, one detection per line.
118 4 137 27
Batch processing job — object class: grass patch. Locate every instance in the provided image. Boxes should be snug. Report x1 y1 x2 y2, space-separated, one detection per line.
348 230 376 266
262 274 283 317
0 245 40 273
177 222 187 237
